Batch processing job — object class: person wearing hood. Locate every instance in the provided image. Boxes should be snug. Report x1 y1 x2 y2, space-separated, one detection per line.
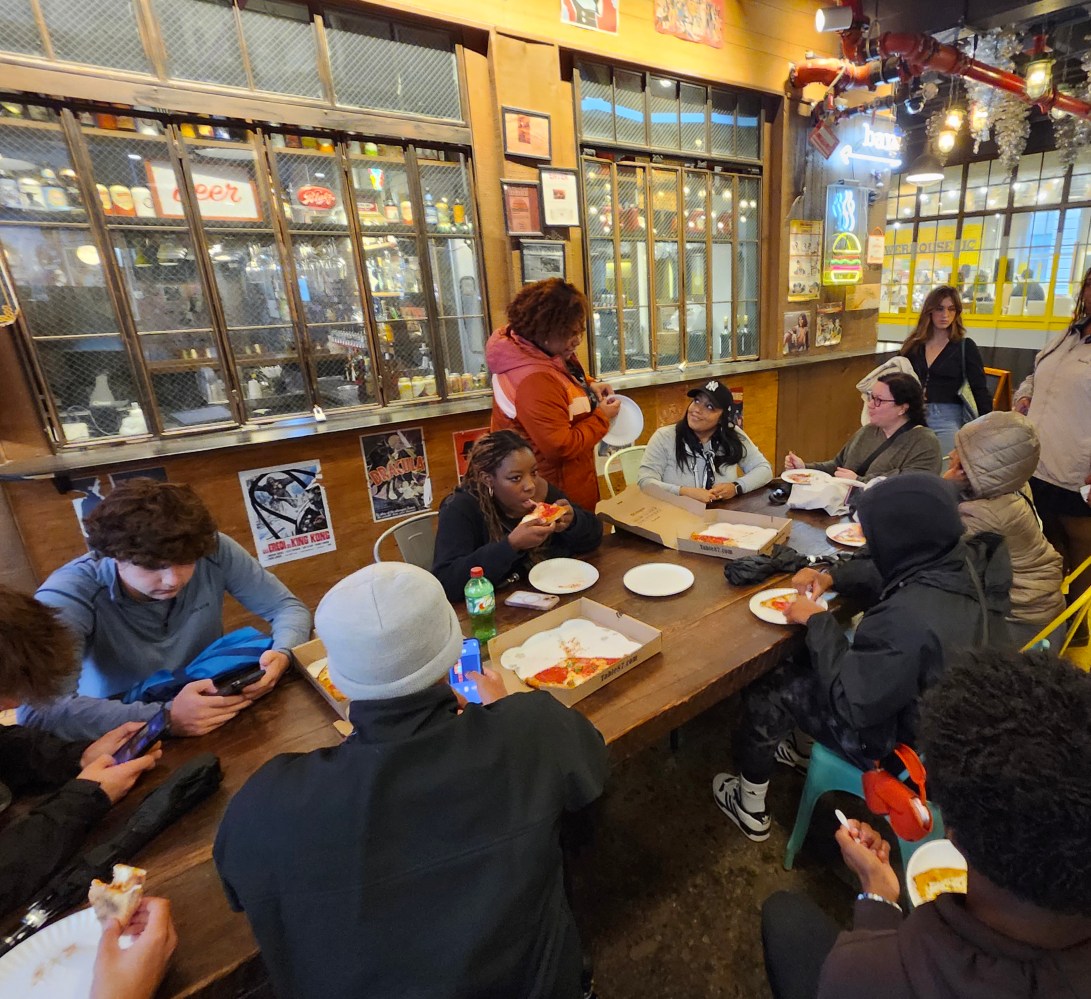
486 279 620 511
713 473 1012 844
760 647 1091 999
944 411 1064 647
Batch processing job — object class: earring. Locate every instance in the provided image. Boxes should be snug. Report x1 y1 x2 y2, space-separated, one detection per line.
487 484 493 497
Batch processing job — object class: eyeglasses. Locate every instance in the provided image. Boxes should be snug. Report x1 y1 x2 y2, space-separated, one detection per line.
865 391 896 406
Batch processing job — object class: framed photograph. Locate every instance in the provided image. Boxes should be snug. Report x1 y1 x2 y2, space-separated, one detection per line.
500 180 543 236
501 106 552 161
521 240 566 284
538 167 580 228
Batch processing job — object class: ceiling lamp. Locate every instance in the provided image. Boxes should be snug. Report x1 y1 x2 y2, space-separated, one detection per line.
1025 56 1054 101
969 102 989 134
936 129 957 154
905 151 944 185
815 5 853 32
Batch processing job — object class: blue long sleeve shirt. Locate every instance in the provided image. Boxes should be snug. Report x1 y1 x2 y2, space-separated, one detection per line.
21 533 313 740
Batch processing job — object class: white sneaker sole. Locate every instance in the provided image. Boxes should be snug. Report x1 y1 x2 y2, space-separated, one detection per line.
712 773 771 842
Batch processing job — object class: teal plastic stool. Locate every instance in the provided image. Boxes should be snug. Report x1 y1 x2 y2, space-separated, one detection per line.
783 743 945 876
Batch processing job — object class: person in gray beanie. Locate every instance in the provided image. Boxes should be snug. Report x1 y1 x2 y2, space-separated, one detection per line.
214 562 608 999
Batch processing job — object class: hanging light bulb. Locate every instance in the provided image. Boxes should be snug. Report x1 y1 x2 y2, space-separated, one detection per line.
970 102 989 134
1051 86 1074 121
1025 55 1054 101
936 128 957 154
944 109 964 132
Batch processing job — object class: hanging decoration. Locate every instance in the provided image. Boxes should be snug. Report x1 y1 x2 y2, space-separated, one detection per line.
958 28 1022 155
992 94 1032 177
1051 51 1091 167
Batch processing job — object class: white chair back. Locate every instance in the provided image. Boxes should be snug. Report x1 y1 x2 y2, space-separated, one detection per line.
372 511 440 568
602 445 646 496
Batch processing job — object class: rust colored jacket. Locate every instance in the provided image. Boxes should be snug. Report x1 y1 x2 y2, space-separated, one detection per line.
486 327 610 511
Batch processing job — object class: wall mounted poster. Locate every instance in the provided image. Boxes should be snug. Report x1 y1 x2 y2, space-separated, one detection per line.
816 303 844 347
238 461 336 567
788 220 822 301
68 467 168 541
361 426 431 522
783 310 811 355
561 0 618 33
654 0 725 47
501 107 552 161
539 168 581 227
521 240 566 283
453 426 489 481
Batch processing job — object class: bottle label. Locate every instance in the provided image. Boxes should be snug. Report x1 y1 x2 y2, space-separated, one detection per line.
467 594 495 616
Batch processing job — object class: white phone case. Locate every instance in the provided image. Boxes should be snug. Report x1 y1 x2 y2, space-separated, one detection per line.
504 590 560 610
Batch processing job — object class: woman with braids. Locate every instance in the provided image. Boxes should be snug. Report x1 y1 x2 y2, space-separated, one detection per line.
638 380 771 503
1014 266 1091 643
431 430 603 602
899 284 992 458
487 279 620 511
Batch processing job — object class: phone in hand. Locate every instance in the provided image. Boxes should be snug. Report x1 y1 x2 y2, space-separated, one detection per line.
448 638 483 704
212 664 265 696
112 706 169 764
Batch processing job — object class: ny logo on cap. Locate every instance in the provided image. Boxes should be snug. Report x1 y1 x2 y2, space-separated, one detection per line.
705 380 720 393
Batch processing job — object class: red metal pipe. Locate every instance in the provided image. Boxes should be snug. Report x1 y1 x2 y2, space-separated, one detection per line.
789 59 893 90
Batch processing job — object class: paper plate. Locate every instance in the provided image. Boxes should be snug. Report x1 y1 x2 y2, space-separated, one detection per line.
826 522 867 547
0 907 115 996
748 587 801 625
528 557 599 595
623 563 695 597
601 395 644 447
782 468 832 485
905 839 967 908
1081 484 1090 503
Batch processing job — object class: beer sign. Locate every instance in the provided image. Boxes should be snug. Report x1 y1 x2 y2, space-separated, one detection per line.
146 161 261 222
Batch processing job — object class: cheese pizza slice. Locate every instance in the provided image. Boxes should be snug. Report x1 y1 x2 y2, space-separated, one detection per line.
520 501 566 525
88 864 146 930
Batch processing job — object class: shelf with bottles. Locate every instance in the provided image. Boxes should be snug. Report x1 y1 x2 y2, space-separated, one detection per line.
146 356 220 374
0 148 88 220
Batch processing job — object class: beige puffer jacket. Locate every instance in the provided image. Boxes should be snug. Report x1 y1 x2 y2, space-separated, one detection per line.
955 411 1065 624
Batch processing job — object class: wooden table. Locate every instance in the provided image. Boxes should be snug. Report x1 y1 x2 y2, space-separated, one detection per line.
3 493 843 998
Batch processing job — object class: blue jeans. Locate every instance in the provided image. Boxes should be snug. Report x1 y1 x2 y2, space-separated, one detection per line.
926 402 964 459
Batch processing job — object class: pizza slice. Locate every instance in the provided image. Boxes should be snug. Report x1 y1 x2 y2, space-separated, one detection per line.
690 529 737 546
760 593 796 614
524 656 621 690
88 864 146 929
834 524 865 544
520 501 566 526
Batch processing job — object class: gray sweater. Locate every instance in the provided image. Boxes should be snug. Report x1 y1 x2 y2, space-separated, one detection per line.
638 425 773 496
809 424 942 481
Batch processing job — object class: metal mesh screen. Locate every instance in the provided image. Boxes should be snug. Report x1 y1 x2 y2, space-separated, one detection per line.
429 236 486 392
0 0 44 54
578 63 614 143
710 88 736 157
648 77 679 151
274 147 347 229
111 230 212 331
181 134 267 224
679 83 707 155
326 12 461 121
613 70 645 147
38 0 150 73
139 331 235 429
84 132 190 226
737 94 762 160
240 0 323 100
154 0 248 89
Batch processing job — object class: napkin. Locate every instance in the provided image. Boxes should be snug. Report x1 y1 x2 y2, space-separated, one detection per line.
787 478 855 516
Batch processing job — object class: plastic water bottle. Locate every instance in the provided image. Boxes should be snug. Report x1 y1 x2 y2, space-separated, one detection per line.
465 567 497 642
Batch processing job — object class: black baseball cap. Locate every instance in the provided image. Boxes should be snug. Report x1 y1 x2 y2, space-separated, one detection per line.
686 379 734 412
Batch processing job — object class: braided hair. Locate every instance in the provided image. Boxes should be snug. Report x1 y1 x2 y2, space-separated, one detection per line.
462 430 536 545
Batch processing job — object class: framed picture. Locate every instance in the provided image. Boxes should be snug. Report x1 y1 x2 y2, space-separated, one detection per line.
501 106 552 161
500 180 543 236
538 167 580 227
521 240 566 284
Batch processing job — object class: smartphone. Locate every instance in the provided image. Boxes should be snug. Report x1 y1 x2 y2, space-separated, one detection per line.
448 638 483 704
213 663 265 696
113 707 169 765
504 590 560 610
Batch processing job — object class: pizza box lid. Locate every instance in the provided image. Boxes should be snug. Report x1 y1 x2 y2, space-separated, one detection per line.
487 596 663 707
292 636 350 720
597 484 791 560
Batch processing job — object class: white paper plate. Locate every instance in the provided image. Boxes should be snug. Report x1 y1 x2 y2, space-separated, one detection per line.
782 468 832 485
905 839 967 908
826 522 867 547
623 563 695 597
601 395 644 447
528 557 599 594
749 587 801 625
1081 484 1090 503
0 907 121 996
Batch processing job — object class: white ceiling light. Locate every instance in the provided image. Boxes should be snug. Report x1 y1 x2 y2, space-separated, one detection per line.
815 5 853 32
905 152 944 185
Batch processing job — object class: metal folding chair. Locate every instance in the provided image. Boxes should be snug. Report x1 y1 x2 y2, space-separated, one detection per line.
372 510 440 568
602 445 646 497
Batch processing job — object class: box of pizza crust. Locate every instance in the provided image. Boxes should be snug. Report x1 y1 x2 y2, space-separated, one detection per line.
487 597 662 707
292 637 350 720
596 484 791 560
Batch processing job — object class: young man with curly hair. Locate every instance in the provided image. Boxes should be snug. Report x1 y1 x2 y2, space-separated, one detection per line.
761 646 1091 999
22 478 311 740
0 585 162 916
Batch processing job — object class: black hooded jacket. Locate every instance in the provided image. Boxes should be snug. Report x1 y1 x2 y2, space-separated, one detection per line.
807 473 1013 759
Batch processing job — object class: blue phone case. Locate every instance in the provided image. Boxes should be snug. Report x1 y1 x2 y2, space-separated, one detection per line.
449 638 483 703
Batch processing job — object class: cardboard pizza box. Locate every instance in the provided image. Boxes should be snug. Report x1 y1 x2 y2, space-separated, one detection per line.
487 597 662 707
596 484 791 560
292 637 350 720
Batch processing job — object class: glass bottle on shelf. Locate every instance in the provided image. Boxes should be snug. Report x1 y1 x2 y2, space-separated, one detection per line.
40 169 67 211
399 193 413 224
436 196 451 228
0 171 20 209
384 190 398 221
423 189 438 226
452 196 465 226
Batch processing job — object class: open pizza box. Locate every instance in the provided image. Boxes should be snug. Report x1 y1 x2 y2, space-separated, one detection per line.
487 597 662 707
596 484 791 560
292 637 350 720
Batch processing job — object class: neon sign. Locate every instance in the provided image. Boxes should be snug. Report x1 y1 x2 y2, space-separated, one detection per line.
823 185 864 286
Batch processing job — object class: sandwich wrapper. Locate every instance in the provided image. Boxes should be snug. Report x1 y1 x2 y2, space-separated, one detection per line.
596 483 791 560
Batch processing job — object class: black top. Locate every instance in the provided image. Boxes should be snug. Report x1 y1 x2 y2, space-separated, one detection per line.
0 726 109 918
432 483 603 601
905 337 993 415
215 685 608 999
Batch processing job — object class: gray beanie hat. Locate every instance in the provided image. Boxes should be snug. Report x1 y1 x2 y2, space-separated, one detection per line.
315 563 463 701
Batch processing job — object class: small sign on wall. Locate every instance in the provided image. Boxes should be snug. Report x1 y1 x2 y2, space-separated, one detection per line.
866 228 885 266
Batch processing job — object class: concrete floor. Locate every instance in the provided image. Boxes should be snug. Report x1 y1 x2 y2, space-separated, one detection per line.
573 696 866 999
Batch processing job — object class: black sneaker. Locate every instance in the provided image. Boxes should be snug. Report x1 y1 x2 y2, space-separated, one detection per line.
774 737 810 776
712 772 771 842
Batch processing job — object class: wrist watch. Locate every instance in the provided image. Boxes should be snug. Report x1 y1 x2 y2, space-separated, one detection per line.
857 891 902 913
734 482 744 496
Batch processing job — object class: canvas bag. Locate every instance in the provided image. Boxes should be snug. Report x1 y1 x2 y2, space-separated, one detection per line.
957 339 980 424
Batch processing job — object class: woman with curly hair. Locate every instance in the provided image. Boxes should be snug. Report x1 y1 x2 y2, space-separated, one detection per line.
899 284 992 457
486 279 620 511
431 430 602 602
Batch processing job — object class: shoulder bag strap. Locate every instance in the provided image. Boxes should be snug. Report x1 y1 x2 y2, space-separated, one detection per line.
964 554 990 646
852 422 913 477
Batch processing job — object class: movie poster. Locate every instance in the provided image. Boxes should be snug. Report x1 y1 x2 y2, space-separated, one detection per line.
816 303 844 347
453 427 489 482
783 311 812 356
68 467 168 541
561 0 618 33
654 0 724 48
361 427 432 522
238 460 336 567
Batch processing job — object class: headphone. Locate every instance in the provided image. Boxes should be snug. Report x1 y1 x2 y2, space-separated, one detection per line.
861 744 934 841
